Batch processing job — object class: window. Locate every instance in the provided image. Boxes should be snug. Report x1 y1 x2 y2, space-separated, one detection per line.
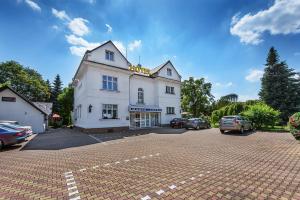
1 97 16 102
138 88 144 104
75 105 81 120
166 86 175 94
105 50 114 61
166 107 175 114
102 104 118 119
167 68 172 76
102 75 118 91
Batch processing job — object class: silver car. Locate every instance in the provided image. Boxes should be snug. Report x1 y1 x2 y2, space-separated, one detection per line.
219 115 252 134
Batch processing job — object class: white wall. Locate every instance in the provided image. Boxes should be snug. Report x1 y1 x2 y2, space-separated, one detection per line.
156 79 181 124
130 75 157 106
157 62 181 81
88 42 129 69
0 89 46 133
74 62 130 128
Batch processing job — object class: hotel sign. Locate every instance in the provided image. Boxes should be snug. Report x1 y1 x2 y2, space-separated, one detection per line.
128 65 151 75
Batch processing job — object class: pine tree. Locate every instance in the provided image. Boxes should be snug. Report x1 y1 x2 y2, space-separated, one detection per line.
259 47 300 122
51 74 63 113
45 79 52 101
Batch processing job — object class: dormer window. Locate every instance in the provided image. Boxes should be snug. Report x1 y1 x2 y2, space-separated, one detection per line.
105 50 114 61
167 68 172 76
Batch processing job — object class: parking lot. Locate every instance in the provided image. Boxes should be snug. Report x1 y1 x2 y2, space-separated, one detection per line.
0 128 299 200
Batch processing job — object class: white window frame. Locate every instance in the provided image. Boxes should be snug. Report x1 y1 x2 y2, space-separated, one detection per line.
105 50 114 61
167 68 172 76
166 86 175 94
102 104 118 119
138 88 144 104
166 107 175 114
102 75 118 91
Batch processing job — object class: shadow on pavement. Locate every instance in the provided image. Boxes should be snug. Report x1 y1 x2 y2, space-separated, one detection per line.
222 130 256 136
20 127 189 151
21 128 98 150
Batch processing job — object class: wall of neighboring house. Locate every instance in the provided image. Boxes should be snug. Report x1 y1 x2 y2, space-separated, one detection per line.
0 89 46 133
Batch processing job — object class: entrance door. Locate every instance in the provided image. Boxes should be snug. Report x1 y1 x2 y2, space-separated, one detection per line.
135 113 140 128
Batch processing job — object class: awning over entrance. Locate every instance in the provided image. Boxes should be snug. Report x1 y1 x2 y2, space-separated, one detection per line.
128 105 162 112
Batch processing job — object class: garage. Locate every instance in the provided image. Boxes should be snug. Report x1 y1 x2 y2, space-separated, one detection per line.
0 85 48 133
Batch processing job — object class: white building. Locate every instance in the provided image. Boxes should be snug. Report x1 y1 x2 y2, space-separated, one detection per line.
73 40 181 132
0 86 48 133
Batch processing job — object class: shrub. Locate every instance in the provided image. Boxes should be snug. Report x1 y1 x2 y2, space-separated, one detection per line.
242 103 280 129
288 112 300 139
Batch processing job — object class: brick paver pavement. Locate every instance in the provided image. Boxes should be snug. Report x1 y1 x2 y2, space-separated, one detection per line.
0 128 299 200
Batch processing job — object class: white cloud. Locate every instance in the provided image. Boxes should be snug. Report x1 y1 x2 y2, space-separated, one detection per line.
52 8 70 21
214 82 233 88
105 24 112 33
69 46 87 57
24 0 41 12
52 25 59 30
128 40 142 51
113 40 126 54
68 18 90 36
245 69 264 82
65 34 100 56
230 0 300 45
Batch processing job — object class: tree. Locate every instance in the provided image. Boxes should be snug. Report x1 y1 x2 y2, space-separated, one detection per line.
242 103 280 129
51 74 63 113
45 79 52 101
57 85 74 125
181 77 214 117
259 47 300 122
0 60 50 101
220 93 238 102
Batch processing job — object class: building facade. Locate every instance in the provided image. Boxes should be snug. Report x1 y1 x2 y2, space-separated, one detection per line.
0 86 48 133
73 41 181 131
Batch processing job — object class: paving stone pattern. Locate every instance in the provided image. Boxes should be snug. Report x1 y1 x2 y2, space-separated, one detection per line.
0 128 299 200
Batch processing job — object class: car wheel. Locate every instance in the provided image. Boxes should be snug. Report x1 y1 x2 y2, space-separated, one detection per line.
220 130 225 134
0 140 4 150
240 127 244 134
195 126 200 130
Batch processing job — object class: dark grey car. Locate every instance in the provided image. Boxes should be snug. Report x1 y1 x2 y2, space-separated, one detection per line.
185 118 210 130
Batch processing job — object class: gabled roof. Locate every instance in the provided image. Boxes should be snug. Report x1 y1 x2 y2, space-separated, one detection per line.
87 40 131 65
73 40 131 80
150 60 182 78
0 85 48 116
33 102 53 116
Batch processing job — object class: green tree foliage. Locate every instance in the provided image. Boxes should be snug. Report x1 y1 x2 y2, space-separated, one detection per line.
242 103 280 129
259 47 300 122
211 102 247 124
220 93 238 102
57 85 74 125
181 77 214 117
51 74 63 113
0 60 50 101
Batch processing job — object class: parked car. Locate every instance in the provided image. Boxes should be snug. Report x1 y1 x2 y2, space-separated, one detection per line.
0 120 18 125
0 125 27 149
185 118 210 130
170 118 188 128
219 115 252 134
0 123 33 137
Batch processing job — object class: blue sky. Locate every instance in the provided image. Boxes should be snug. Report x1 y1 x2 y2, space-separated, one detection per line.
0 0 300 101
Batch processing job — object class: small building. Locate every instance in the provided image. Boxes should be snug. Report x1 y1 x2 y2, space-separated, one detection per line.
72 40 182 132
0 85 48 133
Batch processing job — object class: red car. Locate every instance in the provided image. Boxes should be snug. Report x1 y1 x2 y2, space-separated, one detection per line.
0 125 27 149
